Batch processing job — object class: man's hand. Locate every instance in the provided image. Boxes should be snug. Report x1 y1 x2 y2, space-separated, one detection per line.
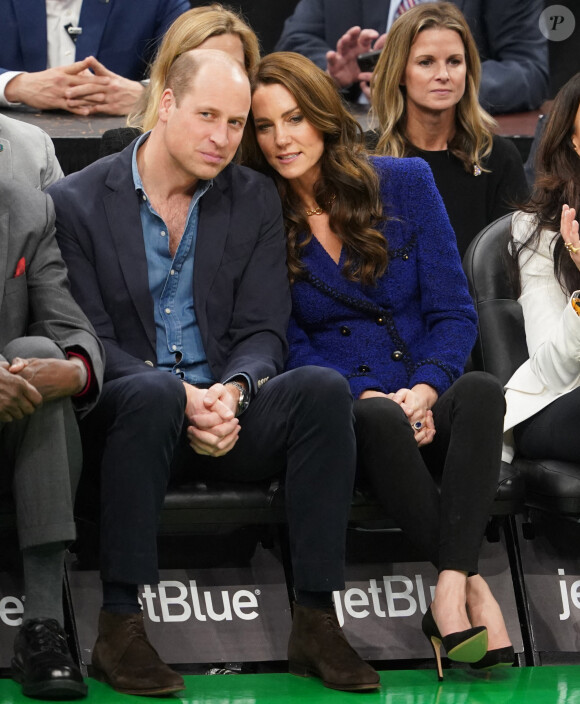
359 33 386 99
4 60 110 114
9 357 87 402
184 383 240 457
326 26 385 90
0 362 42 422
64 56 145 115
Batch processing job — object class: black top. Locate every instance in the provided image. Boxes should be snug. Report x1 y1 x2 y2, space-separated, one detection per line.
406 136 528 257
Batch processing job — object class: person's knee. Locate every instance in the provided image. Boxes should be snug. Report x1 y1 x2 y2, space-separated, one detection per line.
354 396 409 436
4 336 64 361
134 372 186 414
290 365 352 405
455 371 503 397
107 371 186 419
453 371 505 411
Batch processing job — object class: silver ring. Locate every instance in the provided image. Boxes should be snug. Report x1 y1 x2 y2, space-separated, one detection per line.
413 421 423 431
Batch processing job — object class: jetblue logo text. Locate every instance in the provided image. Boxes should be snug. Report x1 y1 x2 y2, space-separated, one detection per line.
140 580 259 623
333 575 436 627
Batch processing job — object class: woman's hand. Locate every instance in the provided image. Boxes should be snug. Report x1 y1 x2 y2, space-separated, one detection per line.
561 204 580 271
388 384 438 446
360 384 437 446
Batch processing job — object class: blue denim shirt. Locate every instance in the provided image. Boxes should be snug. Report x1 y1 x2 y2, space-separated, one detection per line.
132 133 214 385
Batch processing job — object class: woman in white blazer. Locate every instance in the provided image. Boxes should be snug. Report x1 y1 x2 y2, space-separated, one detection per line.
504 72 580 462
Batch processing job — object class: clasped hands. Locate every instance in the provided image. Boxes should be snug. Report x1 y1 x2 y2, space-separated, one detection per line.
326 26 386 99
5 56 144 115
185 382 242 457
360 384 437 447
0 356 87 423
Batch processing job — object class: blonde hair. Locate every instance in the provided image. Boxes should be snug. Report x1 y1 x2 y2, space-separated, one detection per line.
129 4 260 130
371 2 496 173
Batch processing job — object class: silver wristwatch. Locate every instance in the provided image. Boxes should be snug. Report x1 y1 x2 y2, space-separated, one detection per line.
227 380 249 416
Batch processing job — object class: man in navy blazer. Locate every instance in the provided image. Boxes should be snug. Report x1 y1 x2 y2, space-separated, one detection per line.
0 0 188 115
276 0 548 114
48 50 378 696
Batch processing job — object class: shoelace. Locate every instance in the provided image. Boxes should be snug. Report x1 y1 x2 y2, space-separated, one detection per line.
25 621 67 654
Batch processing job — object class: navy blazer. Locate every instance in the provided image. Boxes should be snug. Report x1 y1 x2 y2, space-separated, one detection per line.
286 156 477 399
47 143 291 391
0 0 189 80
275 0 549 114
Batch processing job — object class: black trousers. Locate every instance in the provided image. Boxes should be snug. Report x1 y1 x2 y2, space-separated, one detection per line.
354 372 505 575
514 386 580 460
81 366 356 591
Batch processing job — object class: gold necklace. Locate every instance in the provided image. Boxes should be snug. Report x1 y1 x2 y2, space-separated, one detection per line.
304 194 335 217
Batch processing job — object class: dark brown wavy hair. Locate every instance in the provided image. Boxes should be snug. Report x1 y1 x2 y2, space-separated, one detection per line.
243 52 387 285
509 72 580 296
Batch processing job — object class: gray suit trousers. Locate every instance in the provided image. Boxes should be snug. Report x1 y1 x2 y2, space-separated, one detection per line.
0 337 80 549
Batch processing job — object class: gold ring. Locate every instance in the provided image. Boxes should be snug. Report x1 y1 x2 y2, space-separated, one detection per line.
564 242 580 254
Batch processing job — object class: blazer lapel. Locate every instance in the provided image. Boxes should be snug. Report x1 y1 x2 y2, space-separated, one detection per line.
12 0 47 72
104 149 156 355
0 128 14 180
194 175 231 329
76 0 114 61
0 208 9 313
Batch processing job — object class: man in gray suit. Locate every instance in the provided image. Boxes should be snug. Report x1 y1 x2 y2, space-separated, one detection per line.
0 113 63 189
0 176 103 699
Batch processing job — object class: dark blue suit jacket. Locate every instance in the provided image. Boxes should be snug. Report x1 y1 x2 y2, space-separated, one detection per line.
275 0 549 114
1 0 189 80
47 143 291 391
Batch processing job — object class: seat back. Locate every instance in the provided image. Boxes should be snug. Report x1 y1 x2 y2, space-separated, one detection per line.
463 212 529 385
465 213 580 516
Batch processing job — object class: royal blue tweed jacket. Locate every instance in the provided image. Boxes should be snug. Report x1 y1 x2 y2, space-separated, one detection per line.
286 156 478 399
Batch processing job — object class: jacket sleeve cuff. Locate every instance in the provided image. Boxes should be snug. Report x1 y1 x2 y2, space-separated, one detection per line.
66 351 93 397
409 361 457 397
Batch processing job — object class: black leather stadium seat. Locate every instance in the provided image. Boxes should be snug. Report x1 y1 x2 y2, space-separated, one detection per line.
463 213 580 515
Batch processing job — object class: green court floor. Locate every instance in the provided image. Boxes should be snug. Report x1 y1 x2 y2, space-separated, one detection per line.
1 667 579 703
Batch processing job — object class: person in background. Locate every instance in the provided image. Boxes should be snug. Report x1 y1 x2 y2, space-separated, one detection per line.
0 0 189 115
370 3 527 257
0 113 63 188
129 4 260 132
245 50 513 680
504 73 580 464
275 0 548 114
0 177 103 699
48 50 380 696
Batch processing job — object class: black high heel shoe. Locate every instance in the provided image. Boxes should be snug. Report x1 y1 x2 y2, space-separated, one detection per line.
471 645 515 670
421 606 488 681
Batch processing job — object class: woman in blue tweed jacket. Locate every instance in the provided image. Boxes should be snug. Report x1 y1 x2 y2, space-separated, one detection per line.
245 51 512 678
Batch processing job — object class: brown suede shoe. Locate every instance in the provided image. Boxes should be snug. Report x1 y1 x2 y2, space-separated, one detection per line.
288 603 380 691
92 610 185 696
